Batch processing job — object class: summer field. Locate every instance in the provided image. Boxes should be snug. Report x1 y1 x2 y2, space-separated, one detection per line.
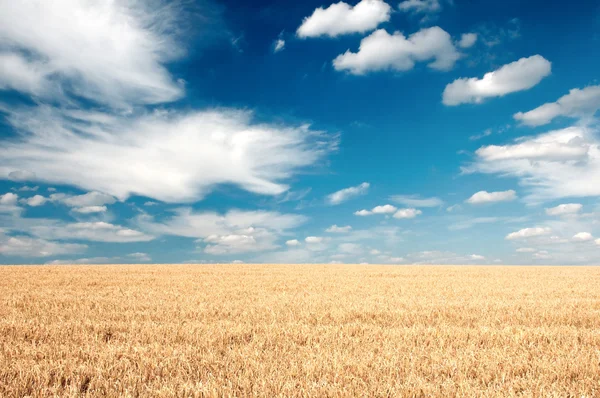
1 265 599 397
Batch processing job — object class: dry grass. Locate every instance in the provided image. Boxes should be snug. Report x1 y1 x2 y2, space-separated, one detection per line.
1 264 599 397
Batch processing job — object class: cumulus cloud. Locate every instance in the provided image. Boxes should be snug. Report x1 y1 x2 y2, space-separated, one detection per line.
393 208 422 219
372 204 397 214
0 0 186 107
516 247 536 253
474 128 589 162
286 239 301 246
457 33 478 48
506 227 552 240
572 232 593 242
333 27 461 75
0 193 21 214
326 225 353 233
138 208 305 255
7 170 36 182
533 250 552 260
390 194 443 207
0 107 335 203
338 243 363 254
442 55 551 105
545 203 582 216
127 252 151 262
46 257 115 265
467 126 600 203
326 182 370 205
203 234 263 255
466 190 516 204
51 192 116 208
469 254 485 260
17 186 39 192
398 0 441 14
0 232 86 258
22 195 47 207
72 206 108 214
514 85 600 126
354 209 372 216
297 0 391 38
305 236 324 243
30 222 154 243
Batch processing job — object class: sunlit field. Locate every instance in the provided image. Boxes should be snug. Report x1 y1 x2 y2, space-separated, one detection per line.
1 264 599 397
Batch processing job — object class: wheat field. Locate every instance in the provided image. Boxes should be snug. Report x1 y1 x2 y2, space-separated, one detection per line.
1 264 599 397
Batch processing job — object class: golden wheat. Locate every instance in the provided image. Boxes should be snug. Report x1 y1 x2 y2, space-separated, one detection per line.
1 264 599 397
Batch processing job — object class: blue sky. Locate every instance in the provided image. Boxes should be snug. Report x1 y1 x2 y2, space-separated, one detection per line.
1 0 600 265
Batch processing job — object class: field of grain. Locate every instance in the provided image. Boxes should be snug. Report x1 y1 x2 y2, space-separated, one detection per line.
1 264 599 397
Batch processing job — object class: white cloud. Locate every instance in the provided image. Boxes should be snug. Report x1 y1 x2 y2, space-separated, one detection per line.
0 107 335 203
139 208 305 238
326 225 353 233
514 85 600 127
305 236 324 243
572 232 593 242
372 204 397 214
274 39 285 53
297 0 391 38
286 239 301 246
448 216 500 231
37 222 153 243
333 27 461 75
474 128 589 162
0 0 186 107
338 243 363 254
545 203 582 216
468 126 600 203
51 191 116 207
446 204 461 212
393 208 422 219
127 252 151 262
442 55 551 105
398 0 441 14
138 208 305 255
0 233 86 258
469 129 493 141
203 234 264 255
0 53 49 96
596 239 600 246
8 170 35 182
0 192 21 214
327 182 370 205
354 209 372 216
457 33 478 48
506 227 552 240
469 254 485 260
72 206 108 214
516 247 536 253
46 257 114 265
466 190 516 204
22 195 47 207
390 194 443 207
17 186 38 192
0 192 18 206
405 250 475 265
533 250 552 260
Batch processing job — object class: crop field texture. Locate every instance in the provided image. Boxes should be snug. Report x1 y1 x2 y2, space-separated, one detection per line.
1 264 599 397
